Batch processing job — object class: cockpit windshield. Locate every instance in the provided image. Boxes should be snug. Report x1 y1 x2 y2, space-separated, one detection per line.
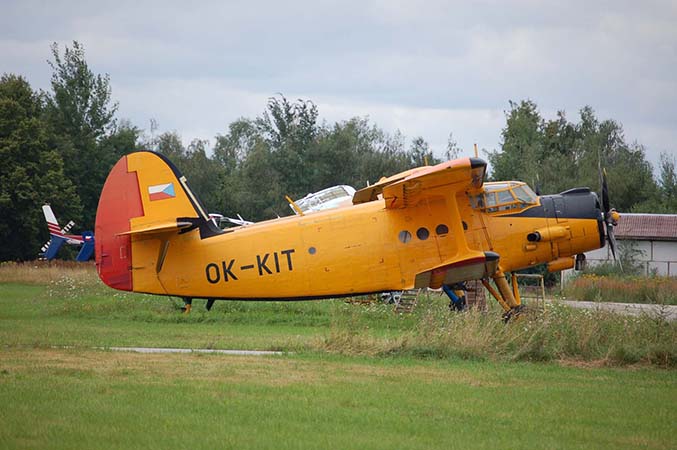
293 185 356 214
470 182 538 213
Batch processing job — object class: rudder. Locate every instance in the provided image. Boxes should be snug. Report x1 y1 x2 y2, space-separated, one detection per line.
95 151 217 291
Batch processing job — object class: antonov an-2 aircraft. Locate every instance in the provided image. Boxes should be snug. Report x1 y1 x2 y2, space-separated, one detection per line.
95 151 619 318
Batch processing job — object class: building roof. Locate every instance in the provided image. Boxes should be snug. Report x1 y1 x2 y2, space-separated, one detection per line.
616 213 677 241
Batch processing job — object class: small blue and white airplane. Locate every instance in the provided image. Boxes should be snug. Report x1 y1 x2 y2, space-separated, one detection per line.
40 204 94 262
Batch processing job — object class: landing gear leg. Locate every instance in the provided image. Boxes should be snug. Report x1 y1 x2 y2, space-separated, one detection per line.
482 271 525 321
181 297 192 314
442 284 467 311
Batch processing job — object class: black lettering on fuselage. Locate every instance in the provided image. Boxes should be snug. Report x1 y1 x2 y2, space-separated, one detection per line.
257 253 272 275
222 259 238 281
206 249 296 283
206 263 220 284
281 249 295 271
273 252 280 273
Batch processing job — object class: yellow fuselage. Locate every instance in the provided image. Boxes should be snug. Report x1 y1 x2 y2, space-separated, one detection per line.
130 191 601 299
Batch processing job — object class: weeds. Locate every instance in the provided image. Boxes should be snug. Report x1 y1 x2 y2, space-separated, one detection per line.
2 262 675 368
0 260 96 284
318 299 677 368
565 273 677 304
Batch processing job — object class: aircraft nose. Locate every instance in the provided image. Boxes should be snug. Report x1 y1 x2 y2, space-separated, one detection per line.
559 190 605 248
558 189 602 220
588 192 606 248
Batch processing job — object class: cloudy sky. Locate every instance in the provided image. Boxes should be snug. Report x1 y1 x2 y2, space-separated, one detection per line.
2 0 675 168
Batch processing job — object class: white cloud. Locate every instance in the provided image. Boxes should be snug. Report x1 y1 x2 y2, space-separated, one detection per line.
1 0 674 170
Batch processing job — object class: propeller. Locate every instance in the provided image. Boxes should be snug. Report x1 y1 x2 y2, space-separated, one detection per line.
599 167 621 269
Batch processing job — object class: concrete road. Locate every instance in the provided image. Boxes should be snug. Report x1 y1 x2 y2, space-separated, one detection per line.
101 347 285 355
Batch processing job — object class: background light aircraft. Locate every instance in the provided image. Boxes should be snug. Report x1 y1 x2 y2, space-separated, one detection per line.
41 204 95 261
95 151 619 317
288 185 356 215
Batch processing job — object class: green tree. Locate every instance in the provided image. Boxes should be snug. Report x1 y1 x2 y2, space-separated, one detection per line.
488 100 544 187
96 119 142 183
445 132 462 161
209 96 452 221
45 41 119 227
181 139 223 212
156 131 186 161
408 136 438 167
356 129 411 186
255 95 320 198
489 101 659 212
214 118 260 174
633 152 677 213
657 153 677 212
0 74 80 260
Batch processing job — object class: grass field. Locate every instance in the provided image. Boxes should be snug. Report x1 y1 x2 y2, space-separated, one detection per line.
1 263 676 449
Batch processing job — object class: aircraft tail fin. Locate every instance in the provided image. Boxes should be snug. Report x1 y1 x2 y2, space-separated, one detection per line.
95 151 221 291
42 205 64 238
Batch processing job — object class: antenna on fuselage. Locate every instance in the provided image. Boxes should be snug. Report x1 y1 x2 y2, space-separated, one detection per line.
286 195 305 216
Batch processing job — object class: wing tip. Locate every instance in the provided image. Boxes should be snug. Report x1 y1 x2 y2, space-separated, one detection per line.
469 157 486 169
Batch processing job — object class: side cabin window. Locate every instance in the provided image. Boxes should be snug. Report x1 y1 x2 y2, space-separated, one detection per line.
469 182 537 214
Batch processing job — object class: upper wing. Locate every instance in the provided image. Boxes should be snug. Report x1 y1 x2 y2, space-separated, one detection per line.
353 157 486 208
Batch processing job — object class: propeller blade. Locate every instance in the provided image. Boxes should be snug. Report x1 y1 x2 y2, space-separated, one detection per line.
600 163 621 270
601 169 610 214
607 222 623 271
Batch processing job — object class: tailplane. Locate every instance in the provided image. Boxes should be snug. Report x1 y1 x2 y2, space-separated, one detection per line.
95 151 220 290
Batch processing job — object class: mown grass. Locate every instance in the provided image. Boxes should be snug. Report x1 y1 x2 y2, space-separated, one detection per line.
564 273 677 305
1 348 675 450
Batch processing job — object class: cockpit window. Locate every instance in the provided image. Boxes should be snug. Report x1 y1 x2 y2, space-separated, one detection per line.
513 186 537 204
485 192 497 207
484 183 510 192
469 182 538 213
497 190 514 204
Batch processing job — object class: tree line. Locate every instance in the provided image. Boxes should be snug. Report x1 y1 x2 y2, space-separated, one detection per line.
488 100 676 213
1 42 675 261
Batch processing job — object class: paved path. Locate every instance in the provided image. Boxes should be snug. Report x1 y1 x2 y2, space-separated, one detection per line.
101 347 285 355
555 300 677 321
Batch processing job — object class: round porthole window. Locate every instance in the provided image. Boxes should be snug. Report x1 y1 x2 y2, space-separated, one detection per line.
398 230 412 243
436 224 449 235
416 227 429 240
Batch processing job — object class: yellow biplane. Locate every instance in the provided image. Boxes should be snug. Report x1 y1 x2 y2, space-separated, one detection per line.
95 151 619 318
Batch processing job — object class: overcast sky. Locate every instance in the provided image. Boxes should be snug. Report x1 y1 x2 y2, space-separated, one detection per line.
2 0 675 168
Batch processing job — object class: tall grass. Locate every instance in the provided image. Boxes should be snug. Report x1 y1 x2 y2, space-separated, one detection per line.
3 262 675 367
318 293 676 367
564 273 677 305
0 260 96 284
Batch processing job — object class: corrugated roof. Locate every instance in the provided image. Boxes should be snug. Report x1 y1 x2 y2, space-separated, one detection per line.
616 213 677 241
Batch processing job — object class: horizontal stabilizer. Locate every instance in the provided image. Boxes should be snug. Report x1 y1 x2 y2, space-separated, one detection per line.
116 220 195 236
